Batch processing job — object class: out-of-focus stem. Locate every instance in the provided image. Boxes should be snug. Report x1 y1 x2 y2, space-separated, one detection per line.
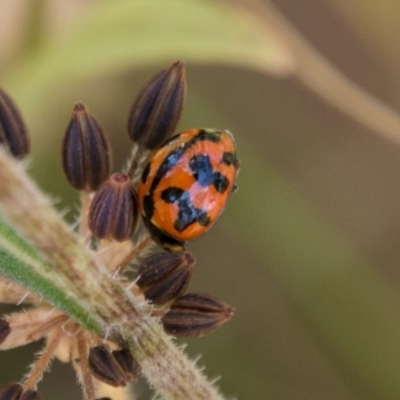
79 190 95 242
76 331 97 400
23 329 63 390
237 0 400 147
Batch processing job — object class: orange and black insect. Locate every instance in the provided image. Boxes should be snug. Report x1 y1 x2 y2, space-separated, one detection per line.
138 128 239 250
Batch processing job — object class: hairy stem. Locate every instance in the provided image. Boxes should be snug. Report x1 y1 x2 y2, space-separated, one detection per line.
76 331 97 400
237 0 400 146
79 191 95 243
23 329 63 390
0 149 226 399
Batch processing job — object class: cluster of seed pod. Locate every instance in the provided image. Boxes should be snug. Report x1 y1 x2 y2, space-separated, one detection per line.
60 60 234 336
0 61 235 399
136 252 234 337
88 346 141 388
0 382 41 400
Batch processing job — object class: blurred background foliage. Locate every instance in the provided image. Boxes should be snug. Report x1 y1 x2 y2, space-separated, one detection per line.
2 0 400 399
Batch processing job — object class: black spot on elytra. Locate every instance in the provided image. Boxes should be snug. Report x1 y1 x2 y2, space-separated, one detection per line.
161 187 185 203
196 129 221 143
189 154 229 193
189 155 215 186
149 129 223 193
161 187 211 232
151 146 186 191
214 172 229 193
197 212 211 226
222 151 235 166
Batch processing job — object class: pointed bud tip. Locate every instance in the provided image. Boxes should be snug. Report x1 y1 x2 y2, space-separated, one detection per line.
172 60 184 67
111 172 129 184
0 87 30 158
171 60 185 74
73 102 86 112
162 292 234 337
127 60 187 150
137 251 195 304
180 250 195 266
62 103 111 191
223 305 235 320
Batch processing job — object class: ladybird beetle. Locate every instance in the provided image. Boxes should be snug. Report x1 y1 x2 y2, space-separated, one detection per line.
138 128 239 251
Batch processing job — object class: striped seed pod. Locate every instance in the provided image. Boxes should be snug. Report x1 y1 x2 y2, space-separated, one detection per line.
19 390 42 400
111 348 141 383
88 345 127 387
89 173 139 242
88 346 140 387
137 251 195 304
127 61 186 149
0 87 30 158
0 382 23 400
162 292 234 337
62 103 111 191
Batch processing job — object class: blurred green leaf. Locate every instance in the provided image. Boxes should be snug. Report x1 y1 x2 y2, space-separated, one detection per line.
0 214 99 332
3 0 293 112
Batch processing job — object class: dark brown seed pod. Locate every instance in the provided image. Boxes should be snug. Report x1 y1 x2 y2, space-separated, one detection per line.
89 173 139 242
0 319 11 344
162 292 234 337
0 382 23 400
88 346 127 387
137 252 195 304
127 61 186 149
20 390 42 400
62 103 111 191
0 87 30 158
111 348 141 382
